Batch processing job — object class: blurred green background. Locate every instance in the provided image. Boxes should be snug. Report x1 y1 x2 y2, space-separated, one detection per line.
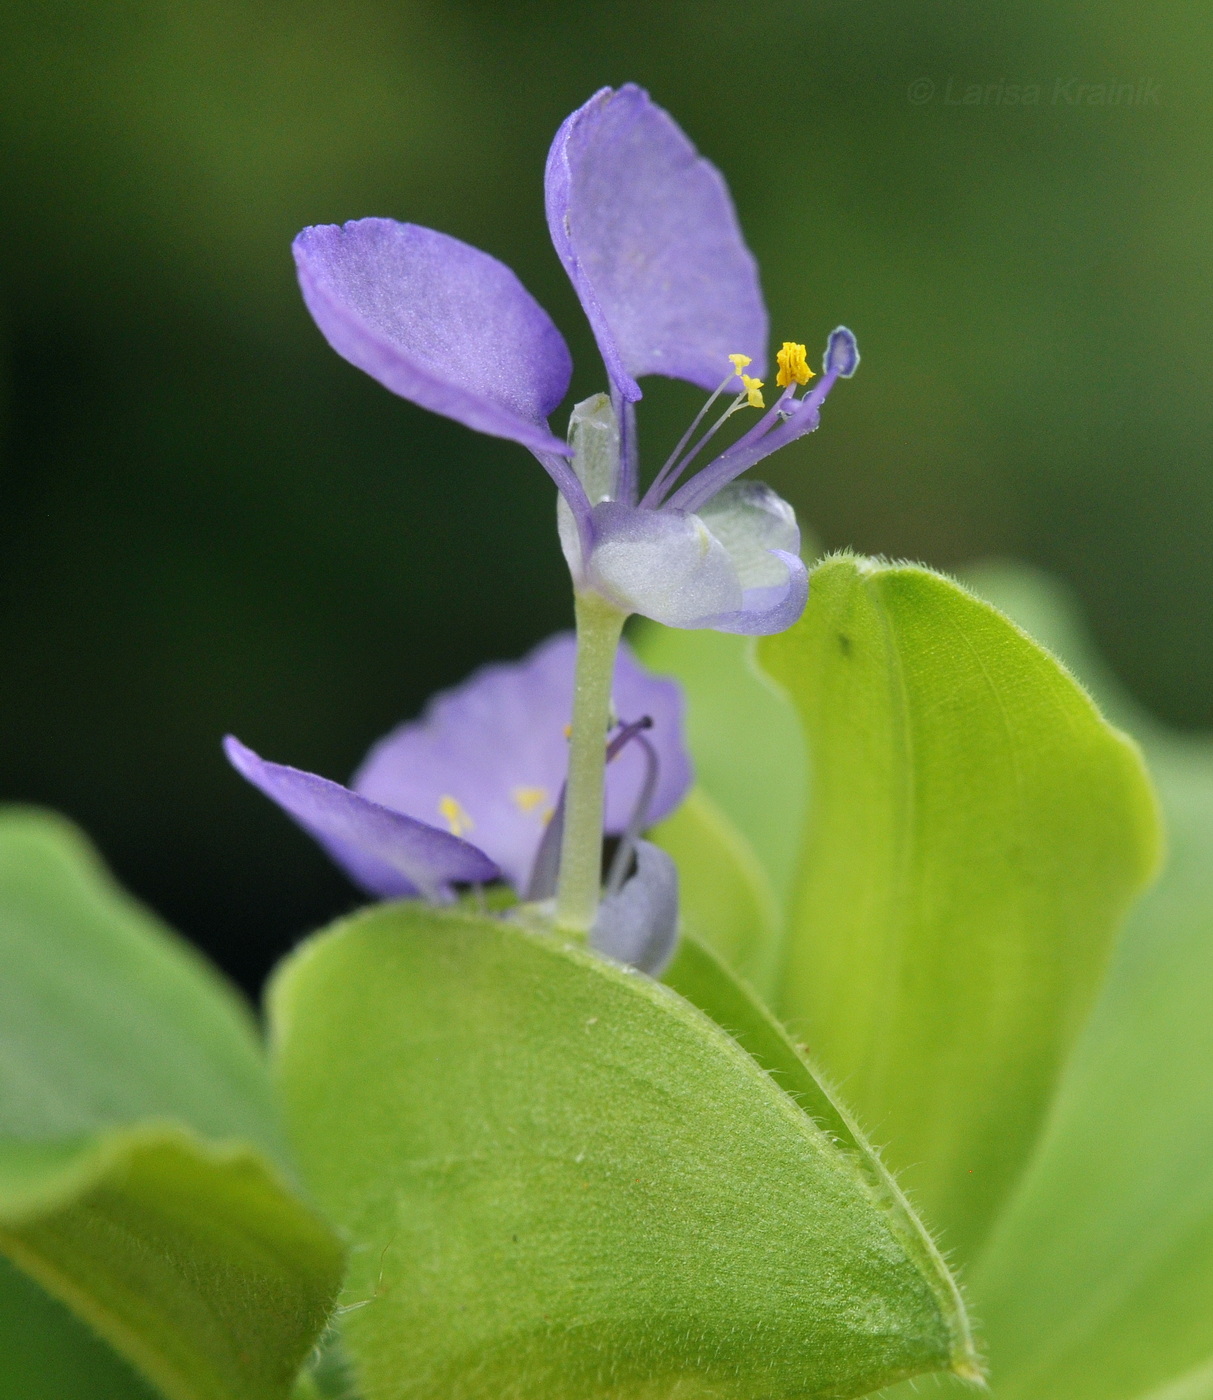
1 0 1209 991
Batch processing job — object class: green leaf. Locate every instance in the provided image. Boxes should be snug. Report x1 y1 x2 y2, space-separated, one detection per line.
0 807 283 1158
931 564 1213 1400
292 1328 362 1400
0 1253 156 1400
1134 1360 1213 1400
270 901 979 1400
649 787 783 998
631 624 806 912
662 933 975 1375
0 1126 344 1400
759 556 1161 1260
0 808 345 1400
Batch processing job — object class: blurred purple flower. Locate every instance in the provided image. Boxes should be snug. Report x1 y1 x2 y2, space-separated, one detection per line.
225 633 691 971
293 84 857 637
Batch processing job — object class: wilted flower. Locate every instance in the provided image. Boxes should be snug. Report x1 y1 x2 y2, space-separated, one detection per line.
225 633 691 971
292 84 857 637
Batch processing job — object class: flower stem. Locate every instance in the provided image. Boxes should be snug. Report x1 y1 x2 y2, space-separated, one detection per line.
554 591 627 932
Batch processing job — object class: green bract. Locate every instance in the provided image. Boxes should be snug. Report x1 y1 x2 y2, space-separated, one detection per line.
269 902 978 1400
0 810 344 1400
644 554 1213 1400
941 565 1213 1400
643 555 1160 1255
762 557 1160 1258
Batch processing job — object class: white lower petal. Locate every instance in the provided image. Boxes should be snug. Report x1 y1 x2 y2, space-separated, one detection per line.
695 481 800 589
591 840 680 975
586 502 743 626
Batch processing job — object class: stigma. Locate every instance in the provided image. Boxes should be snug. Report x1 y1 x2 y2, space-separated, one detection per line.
775 342 814 388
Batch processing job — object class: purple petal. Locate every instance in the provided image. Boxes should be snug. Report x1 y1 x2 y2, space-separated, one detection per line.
590 840 679 975
352 633 692 891
294 219 572 456
546 85 768 402
224 736 498 901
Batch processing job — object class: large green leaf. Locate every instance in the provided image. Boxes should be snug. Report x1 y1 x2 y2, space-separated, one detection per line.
270 901 979 1400
933 564 1213 1400
0 808 344 1400
759 556 1161 1260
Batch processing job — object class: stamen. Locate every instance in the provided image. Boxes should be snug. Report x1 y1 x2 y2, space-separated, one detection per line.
642 369 736 508
665 325 861 515
775 341 814 388
729 353 767 409
605 715 654 762
642 353 766 508
646 390 748 503
739 374 765 409
512 786 548 815
523 716 654 902
604 732 659 898
438 795 474 838
824 325 860 378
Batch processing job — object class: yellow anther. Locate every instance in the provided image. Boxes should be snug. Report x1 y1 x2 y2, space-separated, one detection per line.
728 353 752 374
775 341 814 388
740 374 765 409
438 795 474 838
512 786 548 815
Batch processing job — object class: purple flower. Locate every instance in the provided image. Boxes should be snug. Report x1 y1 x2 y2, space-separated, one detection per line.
225 634 691 972
293 84 857 637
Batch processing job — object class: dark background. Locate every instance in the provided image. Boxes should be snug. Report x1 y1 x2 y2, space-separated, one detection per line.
2 0 1209 993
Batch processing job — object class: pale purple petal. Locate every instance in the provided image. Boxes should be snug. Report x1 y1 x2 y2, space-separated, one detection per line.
545 85 767 402
590 840 679 975
352 633 692 890
294 219 572 456
683 551 810 636
584 503 743 627
586 497 809 635
695 482 800 587
224 736 498 900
